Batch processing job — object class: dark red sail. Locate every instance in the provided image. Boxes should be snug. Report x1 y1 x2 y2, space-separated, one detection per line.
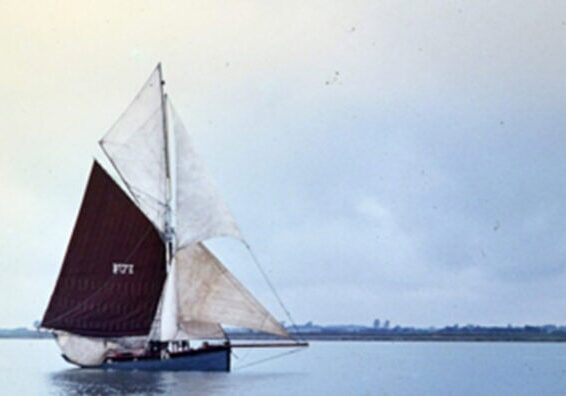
42 161 166 337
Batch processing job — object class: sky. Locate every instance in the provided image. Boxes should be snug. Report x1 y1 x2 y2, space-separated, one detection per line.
2 1 566 329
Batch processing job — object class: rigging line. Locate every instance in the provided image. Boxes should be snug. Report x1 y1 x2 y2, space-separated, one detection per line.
242 241 304 342
100 105 162 154
233 347 305 371
99 143 143 210
220 324 229 342
231 346 250 364
43 225 157 326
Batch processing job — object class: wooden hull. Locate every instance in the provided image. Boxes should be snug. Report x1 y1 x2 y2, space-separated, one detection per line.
65 345 231 372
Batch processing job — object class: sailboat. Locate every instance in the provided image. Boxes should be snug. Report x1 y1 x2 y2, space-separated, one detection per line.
41 64 306 371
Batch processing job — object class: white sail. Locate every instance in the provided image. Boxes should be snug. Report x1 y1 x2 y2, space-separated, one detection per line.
98 67 287 344
171 102 242 248
159 258 180 341
176 243 289 338
180 320 226 339
55 332 115 366
99 66 167 233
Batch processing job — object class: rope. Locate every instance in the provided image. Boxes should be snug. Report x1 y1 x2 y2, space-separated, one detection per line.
243 241 304 341
233 347 305 371
231 347 250 364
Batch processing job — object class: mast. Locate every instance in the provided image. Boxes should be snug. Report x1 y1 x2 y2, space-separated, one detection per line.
157 63 175 260
157 63 179 342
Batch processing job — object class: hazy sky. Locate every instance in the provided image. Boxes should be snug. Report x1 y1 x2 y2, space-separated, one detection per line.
2 1 566 329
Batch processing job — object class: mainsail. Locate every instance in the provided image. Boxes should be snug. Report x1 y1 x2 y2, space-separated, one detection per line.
41 162 166 337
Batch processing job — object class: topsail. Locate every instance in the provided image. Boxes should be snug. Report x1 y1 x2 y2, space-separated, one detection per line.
99 68 168 234
99 66 242 246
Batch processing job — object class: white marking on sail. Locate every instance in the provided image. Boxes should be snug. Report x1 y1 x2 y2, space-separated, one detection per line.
112 263 134 275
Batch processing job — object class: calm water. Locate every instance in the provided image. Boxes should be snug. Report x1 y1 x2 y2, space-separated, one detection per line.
2 339 566 395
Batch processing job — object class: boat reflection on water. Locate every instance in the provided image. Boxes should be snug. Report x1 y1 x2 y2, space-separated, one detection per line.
50 369 169 394
49 367 297 395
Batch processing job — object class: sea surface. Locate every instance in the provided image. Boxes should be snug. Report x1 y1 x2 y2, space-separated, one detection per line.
2 339 566 395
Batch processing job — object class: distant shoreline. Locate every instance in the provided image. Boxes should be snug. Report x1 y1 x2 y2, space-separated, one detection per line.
229 332 566 342
4 330 566 342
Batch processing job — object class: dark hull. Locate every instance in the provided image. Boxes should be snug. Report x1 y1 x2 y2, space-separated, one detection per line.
65 345 231 372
